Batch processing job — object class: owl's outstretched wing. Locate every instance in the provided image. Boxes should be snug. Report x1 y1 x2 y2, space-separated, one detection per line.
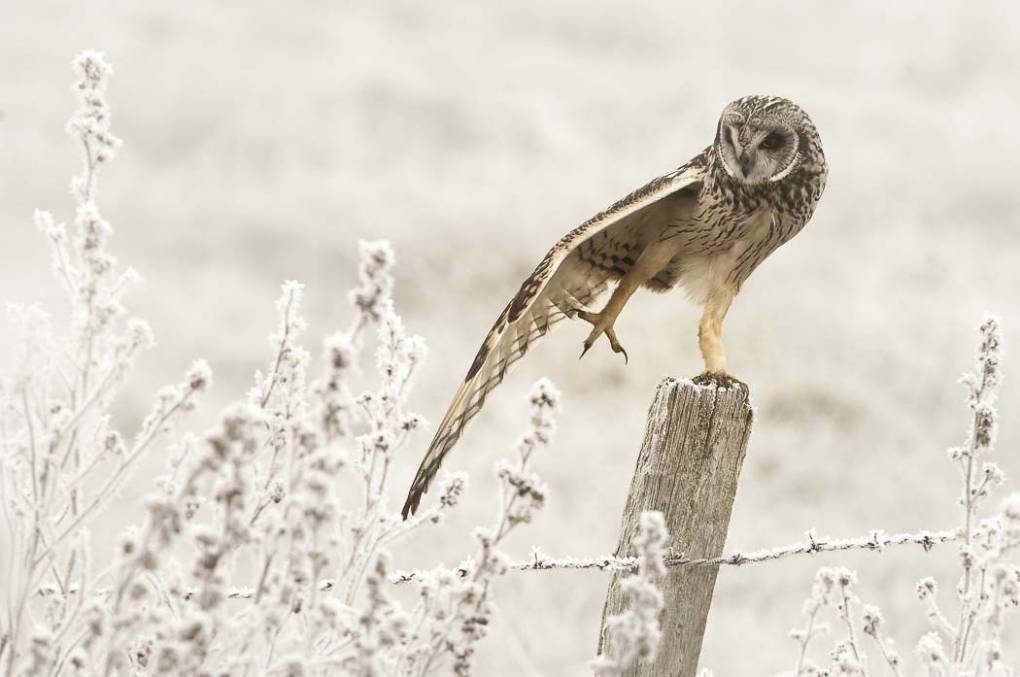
401 155 708 518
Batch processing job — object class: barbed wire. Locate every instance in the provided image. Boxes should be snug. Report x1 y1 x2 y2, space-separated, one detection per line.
388 527 958 584
34 528 958 601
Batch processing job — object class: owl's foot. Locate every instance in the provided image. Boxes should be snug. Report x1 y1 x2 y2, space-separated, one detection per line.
692 370 747 392
577 309 628 364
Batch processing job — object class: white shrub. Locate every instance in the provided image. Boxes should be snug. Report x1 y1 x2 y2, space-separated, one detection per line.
0 51 668 677
778 316 1018 677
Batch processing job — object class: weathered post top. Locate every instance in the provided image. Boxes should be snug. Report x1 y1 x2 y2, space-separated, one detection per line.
598 377 754 677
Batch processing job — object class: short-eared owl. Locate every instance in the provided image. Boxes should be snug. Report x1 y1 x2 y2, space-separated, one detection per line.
402 95 827 518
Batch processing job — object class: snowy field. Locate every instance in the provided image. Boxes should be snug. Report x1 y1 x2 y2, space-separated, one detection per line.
2 1 1019 674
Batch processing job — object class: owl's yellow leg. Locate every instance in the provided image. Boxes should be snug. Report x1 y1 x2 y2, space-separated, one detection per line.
693 287 745 387
578 242 676 361
697 289 732 373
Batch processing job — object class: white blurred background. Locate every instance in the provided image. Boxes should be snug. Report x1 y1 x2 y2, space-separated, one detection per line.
2 1 1019 673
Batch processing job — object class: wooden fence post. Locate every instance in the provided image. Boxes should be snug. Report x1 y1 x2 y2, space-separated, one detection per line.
597 377 754 677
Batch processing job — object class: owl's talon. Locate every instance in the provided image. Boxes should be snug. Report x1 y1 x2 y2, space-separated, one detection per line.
692 370 747 392
577 309 627 364
606 328 628 364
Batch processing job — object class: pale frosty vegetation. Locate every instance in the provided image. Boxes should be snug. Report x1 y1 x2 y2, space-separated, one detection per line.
1 51 1017 676
0 52 665 677
770 316 1019 677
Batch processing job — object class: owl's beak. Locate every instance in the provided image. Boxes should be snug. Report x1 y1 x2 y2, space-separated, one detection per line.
738 151 754 176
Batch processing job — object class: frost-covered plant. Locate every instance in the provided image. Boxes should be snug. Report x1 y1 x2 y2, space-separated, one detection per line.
591 511 669 676
399 378 559 677
779 316 1018 676
779 567 883 677
0 51 585 676
0 51 210 677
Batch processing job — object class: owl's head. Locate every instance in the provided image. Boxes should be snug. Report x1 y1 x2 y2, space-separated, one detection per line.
714 96 815 186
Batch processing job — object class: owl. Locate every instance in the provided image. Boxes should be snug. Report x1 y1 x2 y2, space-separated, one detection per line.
402 95 827 518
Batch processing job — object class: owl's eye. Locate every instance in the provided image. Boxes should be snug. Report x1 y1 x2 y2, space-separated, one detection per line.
760 132 783 151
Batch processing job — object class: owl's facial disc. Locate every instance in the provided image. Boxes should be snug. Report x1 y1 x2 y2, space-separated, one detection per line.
717 115 800 185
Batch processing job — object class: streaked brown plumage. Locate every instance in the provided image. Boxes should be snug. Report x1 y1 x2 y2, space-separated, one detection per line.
402 95 827 518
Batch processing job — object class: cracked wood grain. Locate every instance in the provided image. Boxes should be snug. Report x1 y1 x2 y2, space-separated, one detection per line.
598 377 754 677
